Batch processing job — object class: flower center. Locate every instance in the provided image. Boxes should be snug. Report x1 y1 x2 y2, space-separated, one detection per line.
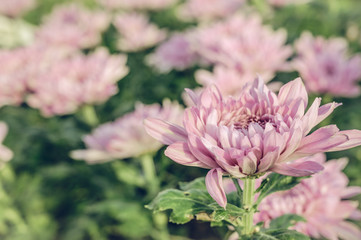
231 114 274 130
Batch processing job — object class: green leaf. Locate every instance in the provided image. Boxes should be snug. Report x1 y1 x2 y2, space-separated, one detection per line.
249 229 310 240
146 177 244 224
256 173 306 205
269 214 306 230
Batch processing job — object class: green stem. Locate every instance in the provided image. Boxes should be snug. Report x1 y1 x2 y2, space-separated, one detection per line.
81 105 99 127
232 178 243 207
242 177 255 235
139 154 159 197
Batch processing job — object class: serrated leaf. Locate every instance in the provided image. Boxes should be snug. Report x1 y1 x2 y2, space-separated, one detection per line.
256 173 306 205
146 177 244 224
250 229 310 240
269 214 306 230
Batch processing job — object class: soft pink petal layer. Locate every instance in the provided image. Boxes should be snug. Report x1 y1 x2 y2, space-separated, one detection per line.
205 168 227 208
165 142 209 168
327 130 361 151
144 118 187 145
270 160 324 177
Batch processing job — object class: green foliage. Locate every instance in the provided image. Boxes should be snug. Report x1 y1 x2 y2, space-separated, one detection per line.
269 214 306 230
146 177 244 225
256 174 306 206
248 229 310 240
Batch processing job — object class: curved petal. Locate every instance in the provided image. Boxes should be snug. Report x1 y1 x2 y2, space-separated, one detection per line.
296 125 348 154
278 77 308 109
270 160 324 177
165 142 210 168
188 134 219 168
326 129 361 151
70 149 114 164
205 168 227 208
144 118 187 145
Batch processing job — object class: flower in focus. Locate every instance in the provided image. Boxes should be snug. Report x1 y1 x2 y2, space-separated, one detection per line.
146 33 199 73
96 0 177 10
26 48 128 117
193 14 292 81
71 100 184 164
0 122 13 168
0 0 36 17
36 4 110 49
113 12 167 52
145 77 361 207
176 0 245 22
293 32 361 97
253 154 361 240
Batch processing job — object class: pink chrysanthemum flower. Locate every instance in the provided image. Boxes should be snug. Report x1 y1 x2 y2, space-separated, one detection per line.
0 122 13 168
195 65 256 97
113 12 167 52
194 14 292 82
146 33 199 73
176 0 245 22
71 100 184 163
0 0 36 17
36 4 110 49
293 32 361 97
145 77 361 207
0 44 74 107
26 48 128 117
254 154 361 240
96 0 177 10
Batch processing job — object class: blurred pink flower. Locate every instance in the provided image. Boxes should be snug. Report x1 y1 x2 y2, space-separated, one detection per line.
0 43 75 107
26 48 128 116
96 0 177 10
113 12 167 52
0 0 36 17
0 48 28 107
36 4 110 49
293 32 361 97
145 77 361 207
195 65 256 97
71 100 184 163
0 122 13 168
177 0 245 22
146 33 199 73
254 154 361 240
193 14 292 81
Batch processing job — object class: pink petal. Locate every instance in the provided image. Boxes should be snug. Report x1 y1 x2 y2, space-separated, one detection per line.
188 135 219 168
278 77 308 109
315 102 342 126
270 160 324 177
144 118 187 145
165 142 210 168
326 129 361 151
296 125 348 154
205 168 227 208
301 97 321 135
184 88 199 106
257 148 280 172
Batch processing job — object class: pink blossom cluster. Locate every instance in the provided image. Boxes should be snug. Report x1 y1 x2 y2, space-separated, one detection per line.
71 100 184 163
0 0 36 17
293 32 361 97
254 154 361 240
148 14 292 89
113 12 167 52
194 14 292 82
145 77 361 208
96 0 177 10
0 44 128 116
146 33 199 73
36 4 111 49
0 122 13 168
27 48 128 116
176 0 245 22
